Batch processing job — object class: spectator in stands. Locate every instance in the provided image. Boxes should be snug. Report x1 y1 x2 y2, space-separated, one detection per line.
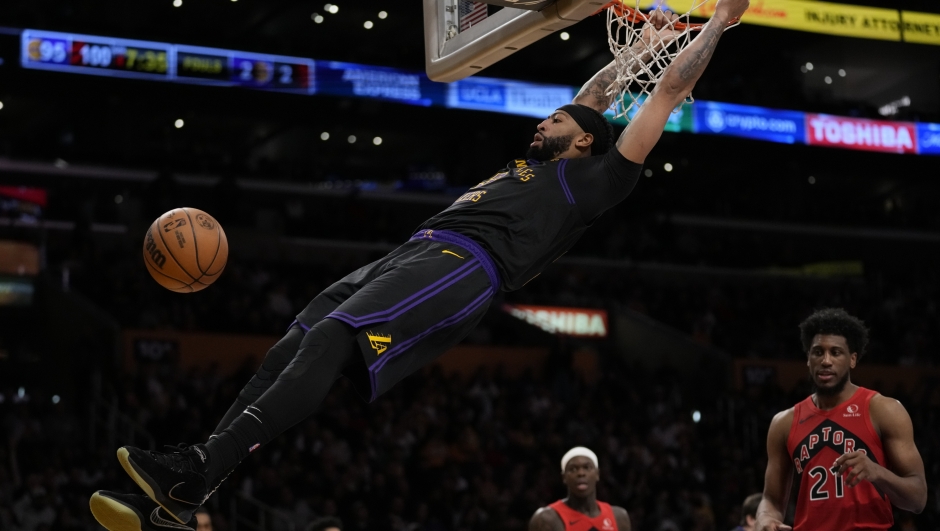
195 508 213 531
307 516 343 531
729 493 761 531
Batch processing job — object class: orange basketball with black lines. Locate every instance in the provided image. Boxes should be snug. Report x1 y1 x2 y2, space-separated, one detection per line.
143 208 228 293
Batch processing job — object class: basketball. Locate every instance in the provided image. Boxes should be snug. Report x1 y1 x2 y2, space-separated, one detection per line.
142 207 228 293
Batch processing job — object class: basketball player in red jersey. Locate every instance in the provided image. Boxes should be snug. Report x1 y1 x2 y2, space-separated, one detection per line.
528 447 631 531
756 308 927 531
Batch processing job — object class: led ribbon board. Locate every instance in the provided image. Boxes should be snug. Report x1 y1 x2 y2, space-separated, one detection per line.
19 29 940 156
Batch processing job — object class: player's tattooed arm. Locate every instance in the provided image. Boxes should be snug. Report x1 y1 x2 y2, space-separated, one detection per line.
612 506 633 531
573 10 680 113
573 60 620 113
528 508 565 531
613 0 748 163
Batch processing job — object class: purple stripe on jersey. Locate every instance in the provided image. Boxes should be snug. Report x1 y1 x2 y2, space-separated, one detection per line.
288 320 310 333
367 286 495 401
556 159 575 204
410 229 500 290
327 259 481 327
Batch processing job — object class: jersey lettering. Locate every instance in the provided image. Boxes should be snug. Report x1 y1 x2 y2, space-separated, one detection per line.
455 190 487 204
809 434 819 449
821 426 831 441
844 438 855 453
800 445 810 461
833 431 843 445
808 466 830 500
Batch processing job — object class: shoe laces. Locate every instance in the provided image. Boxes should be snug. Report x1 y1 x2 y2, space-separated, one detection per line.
150 443 206 475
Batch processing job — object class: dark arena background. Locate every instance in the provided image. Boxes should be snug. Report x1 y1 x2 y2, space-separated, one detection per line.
1 0 940 530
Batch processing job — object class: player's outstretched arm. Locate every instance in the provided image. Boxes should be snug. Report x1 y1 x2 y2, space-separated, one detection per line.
833 395 927 513
528 507 565 531
756 409 794 531
615 0 749 164
573 9 680 113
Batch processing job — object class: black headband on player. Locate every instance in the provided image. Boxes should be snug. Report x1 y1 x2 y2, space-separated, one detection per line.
556 104 611 156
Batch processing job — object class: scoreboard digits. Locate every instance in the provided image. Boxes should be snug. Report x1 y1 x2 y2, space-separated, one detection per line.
22 30 313 93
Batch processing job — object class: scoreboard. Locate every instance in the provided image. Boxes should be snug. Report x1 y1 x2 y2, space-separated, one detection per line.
21 30 313 93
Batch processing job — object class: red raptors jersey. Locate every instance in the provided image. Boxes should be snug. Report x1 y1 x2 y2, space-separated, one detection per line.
787 386 893 531
549 500 618 531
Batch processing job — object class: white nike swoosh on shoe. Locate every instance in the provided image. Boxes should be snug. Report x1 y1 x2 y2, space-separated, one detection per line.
150 508 192 530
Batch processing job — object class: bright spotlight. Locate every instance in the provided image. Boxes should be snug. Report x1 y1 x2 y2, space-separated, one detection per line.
175 119 184 129
378 10 388 19
312 13 324 23
348 135 357 143
644 169 653 177
560 32 570 41
173 0 183 6
0 101 4 110
52 395 61 404
664 162 673 172
328 4 339 13
838 68 846 77
692 410 701 423
805 62 813 71
320 132 330 140
373 136 383 146
364 20 374 29
824 76 832 84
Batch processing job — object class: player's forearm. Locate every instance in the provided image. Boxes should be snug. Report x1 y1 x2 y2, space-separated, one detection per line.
573 60 618 112
872 468 927 513
573 42 651 112
658 13 730 100
755 498 786 524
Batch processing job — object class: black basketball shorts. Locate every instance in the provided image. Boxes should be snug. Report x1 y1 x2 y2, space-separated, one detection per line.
292 230 500 402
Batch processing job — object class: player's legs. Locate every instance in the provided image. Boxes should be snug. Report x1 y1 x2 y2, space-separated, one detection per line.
209 257 383 436
205 317 359 479
209 326 305 436
109 232 499 526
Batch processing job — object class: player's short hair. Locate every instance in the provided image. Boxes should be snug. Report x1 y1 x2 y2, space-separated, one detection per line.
306 517 343 531
740 493 762 524
798 308 869 359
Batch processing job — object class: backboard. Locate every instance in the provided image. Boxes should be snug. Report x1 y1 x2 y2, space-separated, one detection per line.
423 0 607 83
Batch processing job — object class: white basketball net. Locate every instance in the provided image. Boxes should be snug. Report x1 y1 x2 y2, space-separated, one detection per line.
605 1 739 120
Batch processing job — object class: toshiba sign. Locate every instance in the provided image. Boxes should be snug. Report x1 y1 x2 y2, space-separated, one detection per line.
806 114 917 154
502 304 608 337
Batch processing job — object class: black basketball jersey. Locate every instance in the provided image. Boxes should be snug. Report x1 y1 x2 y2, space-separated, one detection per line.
418 149 642 291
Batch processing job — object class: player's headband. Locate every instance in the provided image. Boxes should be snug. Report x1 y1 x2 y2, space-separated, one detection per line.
560 446 599 472
556 104 611 156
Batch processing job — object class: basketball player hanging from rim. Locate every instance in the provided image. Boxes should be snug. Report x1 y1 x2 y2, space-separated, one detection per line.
529 447 631 531
756 308 927 531
89 0 751 529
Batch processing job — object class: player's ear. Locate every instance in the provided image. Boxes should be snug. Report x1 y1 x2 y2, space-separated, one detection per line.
850 352 857 369
576 133 594 149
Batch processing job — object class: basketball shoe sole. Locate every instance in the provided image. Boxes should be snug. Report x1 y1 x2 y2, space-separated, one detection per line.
89 491 195 531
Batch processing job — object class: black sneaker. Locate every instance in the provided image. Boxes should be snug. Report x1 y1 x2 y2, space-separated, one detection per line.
89 490 196 531
117 444 210 524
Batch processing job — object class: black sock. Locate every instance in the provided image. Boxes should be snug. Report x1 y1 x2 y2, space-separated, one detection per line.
204 318 359 483
211 327 305 436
